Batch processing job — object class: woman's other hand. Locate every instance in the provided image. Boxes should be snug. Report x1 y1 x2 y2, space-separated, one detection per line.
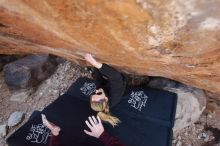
84 116 104 138
84 53 102 69
41 114 61 136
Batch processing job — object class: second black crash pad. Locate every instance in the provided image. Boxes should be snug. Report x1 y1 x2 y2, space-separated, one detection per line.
7 77 177 146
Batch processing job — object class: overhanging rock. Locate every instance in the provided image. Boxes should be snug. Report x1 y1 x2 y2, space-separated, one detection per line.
0 0 220 93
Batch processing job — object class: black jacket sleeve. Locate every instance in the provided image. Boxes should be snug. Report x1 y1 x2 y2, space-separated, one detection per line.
99 64 126 107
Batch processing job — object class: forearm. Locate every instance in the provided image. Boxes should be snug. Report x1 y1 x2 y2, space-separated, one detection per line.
94 62 103 69
84 53 102 69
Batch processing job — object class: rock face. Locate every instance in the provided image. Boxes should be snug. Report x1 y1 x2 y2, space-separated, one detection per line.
3 55 58 89
148 77 207 131
0 0 220 94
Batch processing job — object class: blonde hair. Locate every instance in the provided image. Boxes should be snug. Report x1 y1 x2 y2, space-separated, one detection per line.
90 100 120 127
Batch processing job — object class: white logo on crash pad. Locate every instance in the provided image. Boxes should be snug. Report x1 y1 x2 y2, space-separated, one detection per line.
26 123 51 144
128 91 149 111
80 82 96 96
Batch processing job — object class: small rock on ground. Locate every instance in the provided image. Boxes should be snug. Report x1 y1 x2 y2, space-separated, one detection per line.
0 124 7 137
7 111 24 127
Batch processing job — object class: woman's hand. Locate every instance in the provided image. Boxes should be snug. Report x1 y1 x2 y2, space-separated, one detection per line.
84 53 102 69
91 88 108 102
41 114 61 136
84 116 104 138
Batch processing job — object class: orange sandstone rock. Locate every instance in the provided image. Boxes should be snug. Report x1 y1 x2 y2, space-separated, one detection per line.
0 0 220 93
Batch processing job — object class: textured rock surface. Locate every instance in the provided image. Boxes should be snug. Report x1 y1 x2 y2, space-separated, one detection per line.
3 55 58 89
148 77 207 131
0 0 220 94
7 111 24 127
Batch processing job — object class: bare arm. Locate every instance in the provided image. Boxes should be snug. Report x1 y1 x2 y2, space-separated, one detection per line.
84 54 102 69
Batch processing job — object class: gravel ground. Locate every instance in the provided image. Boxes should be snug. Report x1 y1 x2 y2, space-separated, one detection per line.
0 61 219 146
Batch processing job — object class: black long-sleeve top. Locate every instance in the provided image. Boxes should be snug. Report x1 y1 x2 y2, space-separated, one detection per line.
66 63 127 108
95 64 127 107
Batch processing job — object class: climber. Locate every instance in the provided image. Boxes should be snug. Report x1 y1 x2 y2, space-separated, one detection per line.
41 114 125 146
83 53 127 126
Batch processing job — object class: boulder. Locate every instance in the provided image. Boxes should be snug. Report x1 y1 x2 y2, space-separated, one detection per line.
7 111 24 127
3 55 58 89
0 0 220 94
148 77 207 131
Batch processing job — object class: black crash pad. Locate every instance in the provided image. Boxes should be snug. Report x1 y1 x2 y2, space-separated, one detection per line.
7 77 177 146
